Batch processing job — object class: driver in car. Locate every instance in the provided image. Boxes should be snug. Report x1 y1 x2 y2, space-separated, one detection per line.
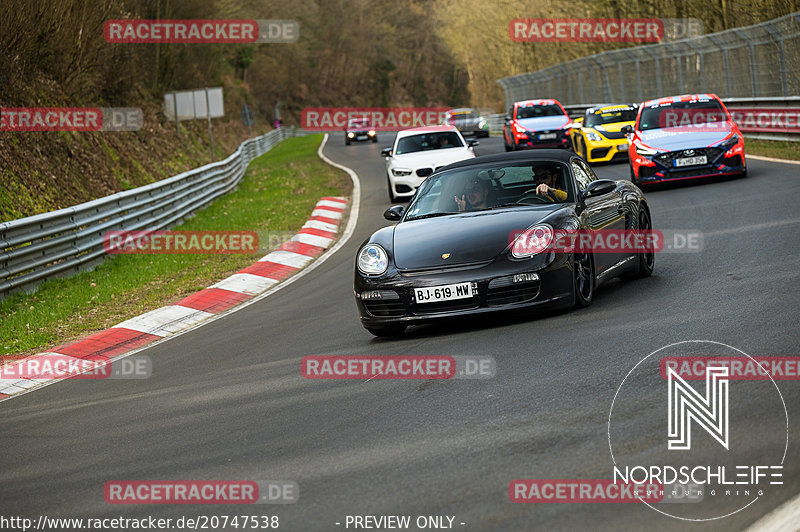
534 167 567 202
455 176 491 211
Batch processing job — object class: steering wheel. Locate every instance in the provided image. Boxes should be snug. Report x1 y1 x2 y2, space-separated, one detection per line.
517 188 553 204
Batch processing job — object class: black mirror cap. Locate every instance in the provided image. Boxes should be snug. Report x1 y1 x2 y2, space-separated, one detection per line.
581 179 617 199
467 139 480 147
380 147 392 157
504 115 512 122
384 205 405 221
621 125 633 135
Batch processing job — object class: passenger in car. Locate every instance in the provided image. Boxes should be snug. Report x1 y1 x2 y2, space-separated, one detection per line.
454 176 492 211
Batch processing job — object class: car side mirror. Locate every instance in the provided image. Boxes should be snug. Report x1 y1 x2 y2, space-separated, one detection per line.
621 125 633 135
384 205 405 221
381 147 392 157
581 179 617 199
505 115 512 122
467 139 479 147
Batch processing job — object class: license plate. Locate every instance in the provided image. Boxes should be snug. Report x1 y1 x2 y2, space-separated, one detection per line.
414 282 472 304
356 135 367 139
674 155 707 167
616 143 628 151
538 133 557 140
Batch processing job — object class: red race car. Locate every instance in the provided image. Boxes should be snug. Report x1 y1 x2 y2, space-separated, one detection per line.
503 99 572 151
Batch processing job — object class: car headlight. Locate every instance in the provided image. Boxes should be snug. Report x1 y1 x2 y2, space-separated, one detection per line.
347 132 355 138
513 123 527 134
478 118 488 129
585 131 603 142
635 143 658 156
511 224 553 258
368 130 376 136
391 168 412 176
358 244 389 274
717 134 741 149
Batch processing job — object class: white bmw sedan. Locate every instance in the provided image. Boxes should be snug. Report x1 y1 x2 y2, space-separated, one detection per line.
381 125 477 202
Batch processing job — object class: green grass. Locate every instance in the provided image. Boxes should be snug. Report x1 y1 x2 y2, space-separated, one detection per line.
745 138 800 161
0 134 350 357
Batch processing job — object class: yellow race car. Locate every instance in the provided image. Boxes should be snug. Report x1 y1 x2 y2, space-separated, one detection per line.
570 104 637 164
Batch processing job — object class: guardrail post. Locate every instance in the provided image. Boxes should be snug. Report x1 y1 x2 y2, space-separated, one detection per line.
708 34 733 97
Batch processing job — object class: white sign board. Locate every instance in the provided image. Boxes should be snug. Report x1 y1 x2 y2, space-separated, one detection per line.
164 87 224 121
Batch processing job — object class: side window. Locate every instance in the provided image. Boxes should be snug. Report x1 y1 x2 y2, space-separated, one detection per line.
571 160 593 191
575 159 599 182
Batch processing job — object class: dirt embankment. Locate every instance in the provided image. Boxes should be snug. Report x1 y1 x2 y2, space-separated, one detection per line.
0 79 272 223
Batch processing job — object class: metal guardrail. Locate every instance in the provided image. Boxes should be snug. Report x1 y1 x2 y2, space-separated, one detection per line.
0 127 300 299
487 97 800 142
497 13 800 109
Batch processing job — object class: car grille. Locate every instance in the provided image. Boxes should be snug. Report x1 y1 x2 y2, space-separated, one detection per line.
590 147 610 159
665 167 721 179
598 130 627 140
416 168 433 177
723 155 742 167
638 165 657 178
654 148 724 166
363 300 406 318
486 278 540 306
413 299 479 315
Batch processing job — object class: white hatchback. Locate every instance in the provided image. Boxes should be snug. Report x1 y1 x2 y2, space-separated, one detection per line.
381 125 477 202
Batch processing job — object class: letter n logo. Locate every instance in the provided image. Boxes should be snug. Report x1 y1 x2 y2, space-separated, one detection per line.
667 365 729 450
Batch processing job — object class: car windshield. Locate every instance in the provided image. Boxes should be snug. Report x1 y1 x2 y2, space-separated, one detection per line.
516 105 564 119
448 110 476 120
585 108 637 127
348 119 370 128
404 161 572 220
638 99 728 130
395 132 464 154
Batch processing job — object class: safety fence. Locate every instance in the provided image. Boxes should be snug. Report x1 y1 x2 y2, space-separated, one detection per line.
0 127 302 299
497 13 800 111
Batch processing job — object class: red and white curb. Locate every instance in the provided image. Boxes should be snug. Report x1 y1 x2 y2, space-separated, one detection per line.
0 134 361 401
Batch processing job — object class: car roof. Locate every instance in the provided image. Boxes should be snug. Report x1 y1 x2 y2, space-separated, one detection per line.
397 125 458 136
515 99 559 107
588 104 635 113
437 149 575 172
643 93 719 107
448 108 475 113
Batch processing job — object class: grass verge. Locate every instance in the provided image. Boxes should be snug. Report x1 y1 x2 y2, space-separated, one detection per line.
1 134 350 357
745 138 800 161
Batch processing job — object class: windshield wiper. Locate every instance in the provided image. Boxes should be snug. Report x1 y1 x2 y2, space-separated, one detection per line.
490 203 528 209
406 212 457 221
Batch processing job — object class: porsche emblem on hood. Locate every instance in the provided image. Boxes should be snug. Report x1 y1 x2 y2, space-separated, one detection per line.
441 253 451 259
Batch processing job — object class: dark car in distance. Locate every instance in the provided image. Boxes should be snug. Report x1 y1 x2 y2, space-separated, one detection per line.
443 108 490 138
345 117 377 145
354 150 654 337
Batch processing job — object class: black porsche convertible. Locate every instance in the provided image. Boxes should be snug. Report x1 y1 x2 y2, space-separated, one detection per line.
353 150 654 337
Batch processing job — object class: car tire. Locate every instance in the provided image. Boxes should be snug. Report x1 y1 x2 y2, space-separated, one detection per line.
505 143 512 152
387 174 398 202
346 139 351 146
372 137 378 143
366 324 406 337
624 208 654 279
573 251 595 308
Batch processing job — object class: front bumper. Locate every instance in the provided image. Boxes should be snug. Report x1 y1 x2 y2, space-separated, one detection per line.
632 146 746 183
354 253 574 327
515 131 570 149
585 139 630 163
346 131 376 142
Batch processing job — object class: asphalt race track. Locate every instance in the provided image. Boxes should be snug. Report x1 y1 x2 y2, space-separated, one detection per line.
1 136 798 531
